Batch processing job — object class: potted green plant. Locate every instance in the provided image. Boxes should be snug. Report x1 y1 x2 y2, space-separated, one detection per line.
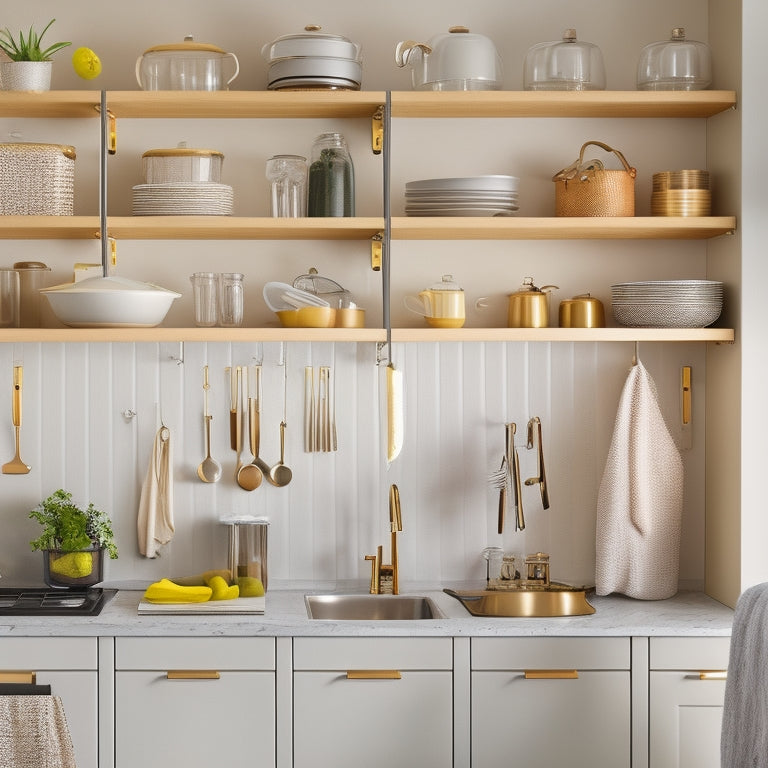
0 19 71 91
29 489 118 588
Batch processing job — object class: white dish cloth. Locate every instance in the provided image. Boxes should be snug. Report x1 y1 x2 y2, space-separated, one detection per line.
137 425 174 558
595 359 683 599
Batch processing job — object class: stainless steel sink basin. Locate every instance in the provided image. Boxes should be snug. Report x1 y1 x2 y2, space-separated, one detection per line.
305 594 443 621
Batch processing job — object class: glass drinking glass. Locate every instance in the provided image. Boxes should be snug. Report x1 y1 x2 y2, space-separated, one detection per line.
190 272 218 327
266 154 307 217
218 272 244 328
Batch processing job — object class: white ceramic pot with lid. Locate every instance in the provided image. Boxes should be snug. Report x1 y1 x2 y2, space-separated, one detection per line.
136 35 240 91
395 26 502 91
262 25 362 90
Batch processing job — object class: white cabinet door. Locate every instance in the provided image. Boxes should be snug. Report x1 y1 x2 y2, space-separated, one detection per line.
293 670 452 768
472 669 630 768
1 638 98 768
649 637 730 768
114 637 276 768
471 637 631 768
292 637 453 768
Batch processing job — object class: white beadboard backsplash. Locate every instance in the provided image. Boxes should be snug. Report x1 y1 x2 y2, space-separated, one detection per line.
0 340 705 589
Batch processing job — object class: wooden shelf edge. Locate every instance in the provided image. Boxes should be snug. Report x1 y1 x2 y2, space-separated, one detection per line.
0 91 100 117
390 90 737 118
390 327 735 343
0 327 387 343
391 216 737 240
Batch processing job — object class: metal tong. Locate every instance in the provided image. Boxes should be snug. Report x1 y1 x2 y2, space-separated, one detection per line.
525 416 550 510
506 422 525 531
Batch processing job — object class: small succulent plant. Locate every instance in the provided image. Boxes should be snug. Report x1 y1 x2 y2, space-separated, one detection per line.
0 19 71 62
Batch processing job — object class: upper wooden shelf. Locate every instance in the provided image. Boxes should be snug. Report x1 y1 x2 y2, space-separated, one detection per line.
390 90 737 118
392 216 736 240
0 90 736 120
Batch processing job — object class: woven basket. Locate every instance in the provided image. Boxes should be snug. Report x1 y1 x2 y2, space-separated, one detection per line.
553 140 636 217
0 143 75 216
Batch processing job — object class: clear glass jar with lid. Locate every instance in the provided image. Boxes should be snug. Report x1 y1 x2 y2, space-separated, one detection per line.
636 28 712 90
307 133 355 217
523 29 606 91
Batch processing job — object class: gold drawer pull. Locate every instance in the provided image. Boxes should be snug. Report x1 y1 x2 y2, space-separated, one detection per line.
166 670 220 680
0 671 36 684
698 671 727 681
346 670 402 680
524 669 579 680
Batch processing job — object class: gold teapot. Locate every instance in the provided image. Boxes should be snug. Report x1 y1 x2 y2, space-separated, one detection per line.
507 277 558 328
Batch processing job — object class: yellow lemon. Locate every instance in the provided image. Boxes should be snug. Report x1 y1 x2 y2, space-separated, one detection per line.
206 575 240 601
72 47 102 80
50 552 93 578
238 576 265 597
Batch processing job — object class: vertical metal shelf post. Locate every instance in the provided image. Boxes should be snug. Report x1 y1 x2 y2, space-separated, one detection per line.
99 89 109 276
382 91 392 361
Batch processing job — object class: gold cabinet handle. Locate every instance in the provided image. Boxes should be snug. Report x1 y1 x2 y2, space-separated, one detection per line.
346 670 402 680
697 671 727 681
524 669 579 680
0 671 36 684
166 670 220 680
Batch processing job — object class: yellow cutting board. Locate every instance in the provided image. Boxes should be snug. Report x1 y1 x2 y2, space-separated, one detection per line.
137 596 265 615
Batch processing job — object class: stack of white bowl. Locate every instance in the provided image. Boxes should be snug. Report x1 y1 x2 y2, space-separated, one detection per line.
405 175 519 217
132 145 233 216
611 280 723 327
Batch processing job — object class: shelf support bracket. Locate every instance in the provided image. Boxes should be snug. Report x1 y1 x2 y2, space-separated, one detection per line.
371 232 383 271
371 105 384 155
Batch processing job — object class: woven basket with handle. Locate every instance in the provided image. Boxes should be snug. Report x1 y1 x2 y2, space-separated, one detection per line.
553 140 636 217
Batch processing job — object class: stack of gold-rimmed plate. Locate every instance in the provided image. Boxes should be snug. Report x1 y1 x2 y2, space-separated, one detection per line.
651 170 710 216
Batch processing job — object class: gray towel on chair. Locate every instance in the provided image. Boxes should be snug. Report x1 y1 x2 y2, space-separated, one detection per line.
721 582 768 768
0 695 77 768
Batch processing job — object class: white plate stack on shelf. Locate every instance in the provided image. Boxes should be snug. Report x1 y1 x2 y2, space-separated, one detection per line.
132 145 234 216
405 175 519 217
611 280 724 328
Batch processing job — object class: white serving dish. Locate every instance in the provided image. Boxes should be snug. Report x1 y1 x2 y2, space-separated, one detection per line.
41 275 181 328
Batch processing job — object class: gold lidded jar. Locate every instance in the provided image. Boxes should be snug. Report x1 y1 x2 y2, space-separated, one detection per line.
507 277 558 328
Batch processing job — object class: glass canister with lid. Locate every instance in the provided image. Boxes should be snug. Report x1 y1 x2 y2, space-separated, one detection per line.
524 29 606 91
636 28 712 90
307 133 355 217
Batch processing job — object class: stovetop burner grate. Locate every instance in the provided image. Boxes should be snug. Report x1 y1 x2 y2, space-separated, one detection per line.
0 587 115 616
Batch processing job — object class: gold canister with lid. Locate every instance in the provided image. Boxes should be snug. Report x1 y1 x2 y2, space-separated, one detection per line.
507 277 558 328
558 293 606 328
651 169 711 216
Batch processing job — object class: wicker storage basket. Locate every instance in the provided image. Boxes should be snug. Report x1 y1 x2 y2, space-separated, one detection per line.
0 143 75 215
553 140 636 217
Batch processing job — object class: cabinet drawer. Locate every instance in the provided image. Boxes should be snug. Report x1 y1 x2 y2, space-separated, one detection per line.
292 637 452 670
0 637 97 669
472 637 630 670
650 637 730 670
115 637 275 670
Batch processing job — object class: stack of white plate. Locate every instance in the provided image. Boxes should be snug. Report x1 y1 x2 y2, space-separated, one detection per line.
405 175 519 217
132 182 234 216
611 280 723 328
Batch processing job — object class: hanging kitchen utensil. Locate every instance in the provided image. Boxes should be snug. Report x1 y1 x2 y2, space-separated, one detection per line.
304 366 315 452
2 364 30 474
506 422 525 531
197 365 222 483
268 358 292 487
386 363 403 464
237 366 263 492
525 416 550 509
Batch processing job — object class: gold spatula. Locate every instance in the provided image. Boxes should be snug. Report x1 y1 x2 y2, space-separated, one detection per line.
3 365 30 474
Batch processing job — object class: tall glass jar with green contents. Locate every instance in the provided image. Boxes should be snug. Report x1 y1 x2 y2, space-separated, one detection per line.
307 132 355 217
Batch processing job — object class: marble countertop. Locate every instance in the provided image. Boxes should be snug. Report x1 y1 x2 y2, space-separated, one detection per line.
0 587 734 638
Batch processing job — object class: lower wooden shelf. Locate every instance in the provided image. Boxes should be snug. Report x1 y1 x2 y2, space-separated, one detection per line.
0 327 733 344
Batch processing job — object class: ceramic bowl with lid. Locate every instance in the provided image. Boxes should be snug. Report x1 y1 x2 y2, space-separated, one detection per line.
524 29 606 90
142 144 224 184
637 28 712 90
136 35 240 91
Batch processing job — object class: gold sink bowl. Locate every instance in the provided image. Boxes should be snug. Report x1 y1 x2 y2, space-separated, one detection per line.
444 583 595 618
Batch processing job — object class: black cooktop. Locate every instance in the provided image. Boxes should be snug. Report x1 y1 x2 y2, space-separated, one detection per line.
0 587 116 616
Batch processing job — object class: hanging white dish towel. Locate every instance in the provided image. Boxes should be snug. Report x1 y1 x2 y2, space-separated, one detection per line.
595 360 683 599
137 425 174 558
0 695 77 768
721 582 768 768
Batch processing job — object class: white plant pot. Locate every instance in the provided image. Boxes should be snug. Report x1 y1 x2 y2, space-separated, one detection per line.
0 61 52 91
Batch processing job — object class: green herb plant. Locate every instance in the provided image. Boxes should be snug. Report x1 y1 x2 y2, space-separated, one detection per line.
0 19 71 62
29 489 118 558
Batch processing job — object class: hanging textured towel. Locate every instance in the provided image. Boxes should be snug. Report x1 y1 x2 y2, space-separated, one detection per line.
595 359 683 599
721 582 768 768
0 695 77 768
137 425 174 558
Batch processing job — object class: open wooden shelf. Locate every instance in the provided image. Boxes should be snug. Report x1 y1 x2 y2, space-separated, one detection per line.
391 216 736 240
391 90 737 118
